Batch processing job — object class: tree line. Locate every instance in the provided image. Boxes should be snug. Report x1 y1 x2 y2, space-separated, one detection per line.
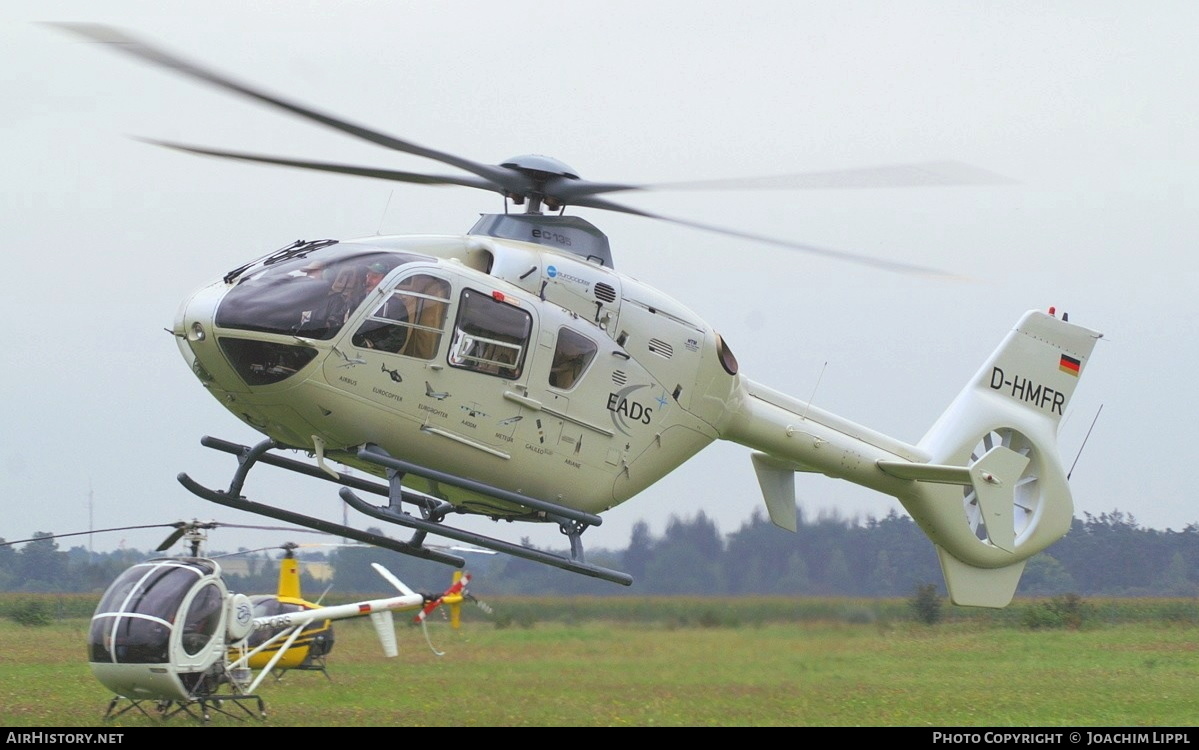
2 508 1197 599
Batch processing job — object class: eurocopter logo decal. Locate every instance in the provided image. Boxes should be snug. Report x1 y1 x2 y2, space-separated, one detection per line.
607 385 659 435
546 265 590 289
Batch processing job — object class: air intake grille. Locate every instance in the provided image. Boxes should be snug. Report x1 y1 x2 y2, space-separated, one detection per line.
648 338 674 358
612 370 628 386
594 282 617 303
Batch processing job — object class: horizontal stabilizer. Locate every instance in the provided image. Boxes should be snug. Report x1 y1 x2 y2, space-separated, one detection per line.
876 460 971 485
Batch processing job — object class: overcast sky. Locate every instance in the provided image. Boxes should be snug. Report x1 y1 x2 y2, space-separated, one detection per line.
2 2 1196 568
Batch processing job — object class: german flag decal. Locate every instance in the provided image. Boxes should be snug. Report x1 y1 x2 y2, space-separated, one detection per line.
1059 354 1081 376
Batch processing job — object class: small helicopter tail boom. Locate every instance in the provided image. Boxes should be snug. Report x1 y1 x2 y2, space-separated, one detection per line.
725 309 1101 607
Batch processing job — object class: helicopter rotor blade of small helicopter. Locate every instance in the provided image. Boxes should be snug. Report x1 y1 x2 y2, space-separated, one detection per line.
136 139 502 192
155 527 190 552
0 523 185 548
570 194 958 278
48 23 523 193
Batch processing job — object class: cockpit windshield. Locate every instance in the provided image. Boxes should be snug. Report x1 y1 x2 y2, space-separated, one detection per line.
88 559 216 664
216 247 428 340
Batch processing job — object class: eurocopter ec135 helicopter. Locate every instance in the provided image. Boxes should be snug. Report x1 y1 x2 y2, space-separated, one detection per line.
57 24 1102 609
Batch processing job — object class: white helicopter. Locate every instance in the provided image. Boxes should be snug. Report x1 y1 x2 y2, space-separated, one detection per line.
81 522 469 722
56 25 1102 609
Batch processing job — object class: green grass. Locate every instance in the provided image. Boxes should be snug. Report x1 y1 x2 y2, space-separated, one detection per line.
2 610 1198 726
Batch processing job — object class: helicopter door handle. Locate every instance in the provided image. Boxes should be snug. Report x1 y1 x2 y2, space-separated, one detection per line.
503 391 541 410
612 351 630 360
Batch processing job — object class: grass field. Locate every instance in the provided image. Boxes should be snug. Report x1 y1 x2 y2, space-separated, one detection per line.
2 604 1198 727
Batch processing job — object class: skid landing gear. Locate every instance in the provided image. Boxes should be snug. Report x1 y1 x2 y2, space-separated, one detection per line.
103 693 266 724
178 436 632 585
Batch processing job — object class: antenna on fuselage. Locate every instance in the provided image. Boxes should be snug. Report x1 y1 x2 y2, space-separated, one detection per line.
801 362 829 422
1067 404 1103 481
376 190 395 235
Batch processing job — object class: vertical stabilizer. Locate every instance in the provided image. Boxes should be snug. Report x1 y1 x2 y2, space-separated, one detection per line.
903 309 1102 606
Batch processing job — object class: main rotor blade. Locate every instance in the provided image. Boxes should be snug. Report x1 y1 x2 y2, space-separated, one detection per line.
573 195 959 278
157 527 188 551
140 138 504 192
548 161 1014 202
0 523 181 548
632 161 1017 192
49 23 521 192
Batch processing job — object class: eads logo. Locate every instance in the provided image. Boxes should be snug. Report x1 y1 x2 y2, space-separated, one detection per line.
606 384 655 435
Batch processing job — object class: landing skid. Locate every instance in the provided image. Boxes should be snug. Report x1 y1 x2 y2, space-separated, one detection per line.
178 436 633 585
103 693 265 723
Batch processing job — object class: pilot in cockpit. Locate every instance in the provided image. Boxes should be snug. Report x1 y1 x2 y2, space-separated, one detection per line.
361 261 388 295
344 261 389 318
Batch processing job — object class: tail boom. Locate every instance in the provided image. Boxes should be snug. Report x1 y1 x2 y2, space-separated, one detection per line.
722 309 1102 608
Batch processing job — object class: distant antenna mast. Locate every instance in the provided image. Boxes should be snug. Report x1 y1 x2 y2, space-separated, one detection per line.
1067 404 1104 480
88 480 94 555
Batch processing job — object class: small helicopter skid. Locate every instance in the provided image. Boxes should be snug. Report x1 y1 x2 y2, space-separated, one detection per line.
103 690 266 725
178 435 633 585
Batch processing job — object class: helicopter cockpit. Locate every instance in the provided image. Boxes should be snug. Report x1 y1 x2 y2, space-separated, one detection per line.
212 243 433 385
88 558 252 702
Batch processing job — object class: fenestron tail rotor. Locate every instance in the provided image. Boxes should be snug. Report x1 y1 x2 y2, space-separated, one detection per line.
48 22 1010 277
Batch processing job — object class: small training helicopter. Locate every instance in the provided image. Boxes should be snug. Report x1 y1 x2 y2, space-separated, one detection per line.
86 523 470 722
231 541 486 679
56 25 1103 609
2 522 476 722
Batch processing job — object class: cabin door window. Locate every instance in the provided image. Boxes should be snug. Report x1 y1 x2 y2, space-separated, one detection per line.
448 289 532 379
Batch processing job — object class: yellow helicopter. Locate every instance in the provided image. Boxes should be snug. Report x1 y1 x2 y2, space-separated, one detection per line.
53 24 1103 609
232 542 336 677
233 541 482 677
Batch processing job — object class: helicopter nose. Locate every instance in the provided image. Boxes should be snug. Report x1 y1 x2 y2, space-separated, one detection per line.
174 281 250 394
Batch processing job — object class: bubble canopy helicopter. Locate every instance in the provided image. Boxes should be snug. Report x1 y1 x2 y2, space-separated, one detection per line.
3 521 477 721
54 24 1102 608
79 523 470 721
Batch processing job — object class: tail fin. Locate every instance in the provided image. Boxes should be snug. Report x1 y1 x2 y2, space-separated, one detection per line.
881 309 1102 606
370 611 399 657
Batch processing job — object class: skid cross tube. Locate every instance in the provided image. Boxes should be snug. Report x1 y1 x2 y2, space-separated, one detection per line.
179 436 632 585
356 443 604 527
179 436 464 567
199 436 444 512
339 486 632 585
178 472 465 567
353 443 631 585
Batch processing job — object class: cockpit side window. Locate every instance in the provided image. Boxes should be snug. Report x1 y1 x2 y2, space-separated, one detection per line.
549 328 598 390
352 274 451 359
448 289 532 380
180 582 223 656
